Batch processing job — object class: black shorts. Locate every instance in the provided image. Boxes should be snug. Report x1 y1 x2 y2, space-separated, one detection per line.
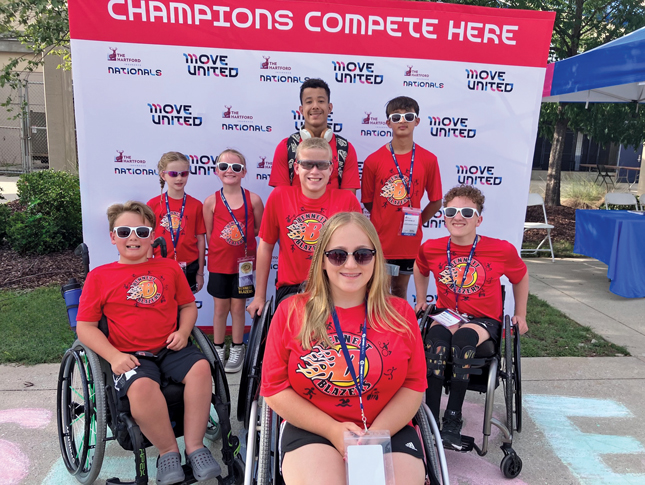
280 422 423 466
386 259 415 275
183 259 200 292
431 309 501 346
207 272 255 299
111 344 206 400
275 283 303 307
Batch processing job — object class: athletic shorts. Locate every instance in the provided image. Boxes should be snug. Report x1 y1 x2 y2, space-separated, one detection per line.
386 259 415 275
432 309 501 346
275 283 303 307
207 272 255 299
111 343 206 400
280 422 423 466
183 259 199 292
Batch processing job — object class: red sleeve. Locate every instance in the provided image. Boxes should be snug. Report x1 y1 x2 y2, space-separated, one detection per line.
415 241 431 277
425 154 443 202
346 192 362 212
398 301 428 392
258 189 280 244
502 240 527 284
76 269 104 322
174 263 196 305
339 142 361 189
260 301 294 397
194 199 206 235
360 152 376 204
269 139 290 187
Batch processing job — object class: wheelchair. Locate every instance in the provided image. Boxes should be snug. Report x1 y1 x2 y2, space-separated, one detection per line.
237 297 450 485
57 243 245 484
417 304 523 479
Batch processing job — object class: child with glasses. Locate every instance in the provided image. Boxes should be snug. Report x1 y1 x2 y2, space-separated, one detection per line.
246 137 361 317
361 96 443 301
147 152 206 292
76 201 220 485
202 149 264 373
261 212 426 484
413 185 529 450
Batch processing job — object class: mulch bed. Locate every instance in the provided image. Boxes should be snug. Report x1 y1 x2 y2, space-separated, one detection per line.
524 205 576 245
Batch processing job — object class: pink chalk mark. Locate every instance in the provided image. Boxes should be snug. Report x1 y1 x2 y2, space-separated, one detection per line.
0 408 52 429
0 439 29 485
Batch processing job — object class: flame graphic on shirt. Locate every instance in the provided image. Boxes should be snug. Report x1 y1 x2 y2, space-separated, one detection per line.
220 221 244 246
286 212 328 252
380 174 410 206
126 275 162 304
160 212 181 231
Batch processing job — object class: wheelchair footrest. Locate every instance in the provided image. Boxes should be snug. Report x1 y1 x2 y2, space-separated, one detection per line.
443 434 475 453
105 465 202 485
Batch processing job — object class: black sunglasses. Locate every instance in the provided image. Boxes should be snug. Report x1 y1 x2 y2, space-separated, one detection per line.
444 207 480 219
113 226 153 239
217 162 244 173
324 248 376 266
164 170 189 177
298 160 332 170
388 112 417 123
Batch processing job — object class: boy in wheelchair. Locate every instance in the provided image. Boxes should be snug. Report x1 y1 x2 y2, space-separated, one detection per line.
413 186 529 450
76 201 220 485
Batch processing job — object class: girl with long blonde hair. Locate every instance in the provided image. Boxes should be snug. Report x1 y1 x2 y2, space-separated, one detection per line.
261 211 426 485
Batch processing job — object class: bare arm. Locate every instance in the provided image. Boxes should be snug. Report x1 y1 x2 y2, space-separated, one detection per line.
196 235 205 291
76 320 140 375
246 239 275 317
413 262 430 313
166 301 198 350
511 272 529 334
421 199 442 225
203 194 215 243
250 193 264 237
369 387 423 436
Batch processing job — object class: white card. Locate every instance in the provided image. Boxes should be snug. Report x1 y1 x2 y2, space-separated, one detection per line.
347 445 386 485
430 309 463 327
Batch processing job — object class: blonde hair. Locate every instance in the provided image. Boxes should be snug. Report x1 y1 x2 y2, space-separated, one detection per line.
157 151 190 194
217 148 247 168
291 212 411 350
296 137 332 161
107 201 155 231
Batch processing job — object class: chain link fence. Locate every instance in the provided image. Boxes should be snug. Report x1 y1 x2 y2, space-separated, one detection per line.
0 72 48 174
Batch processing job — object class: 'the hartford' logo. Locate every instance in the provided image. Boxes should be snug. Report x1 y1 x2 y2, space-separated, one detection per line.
107 47 141 63
456 165 502 185
148 103 202 126
333 60 383 84
114 150 146 164
466 69 513 92
428 116 476 138
222 105 253 120
184 53 239 77
257 156 272 169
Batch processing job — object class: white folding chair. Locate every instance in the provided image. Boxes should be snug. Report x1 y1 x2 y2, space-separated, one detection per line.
604 192 640 210
521 193 555 262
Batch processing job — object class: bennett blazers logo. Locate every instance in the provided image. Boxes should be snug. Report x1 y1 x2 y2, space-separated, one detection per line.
332 60 384 84
456 165 503 185
428 116 477 138
184 53 239 78
148 103 203 126
292 109 343 133
107 47 161 76
466 68 514 92
126 275 163 304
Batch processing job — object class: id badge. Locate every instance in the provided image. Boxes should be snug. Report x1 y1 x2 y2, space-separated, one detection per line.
238 256 255 290
178 261 187 274
430 309 465 327
399 207 421 236
344 430 393 485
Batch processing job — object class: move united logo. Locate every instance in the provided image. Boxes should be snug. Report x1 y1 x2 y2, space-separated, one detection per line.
188 154 218 176
439 258 486 295
184 53 239 77
456 165 502 186
148 103 202 127
380 174 410 206
466 68 514 93
333 60 384 84
286 213 327 252
220 221 244 246
429 116 476 138
126 275 162 304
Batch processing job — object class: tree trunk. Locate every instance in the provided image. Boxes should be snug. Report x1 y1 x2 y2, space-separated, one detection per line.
545 110 568 207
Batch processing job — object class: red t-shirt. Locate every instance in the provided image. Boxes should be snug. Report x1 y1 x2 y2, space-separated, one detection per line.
76 258 195 353
416 236 527 320
361 144 442 259
269 134 361 190
147 193 206 262
261 296 427 427
259 186 361 288
207 189 257 275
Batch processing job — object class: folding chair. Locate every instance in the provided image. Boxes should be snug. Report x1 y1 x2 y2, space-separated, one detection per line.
521 193 555 262
604 192 640 210
594 163 615 188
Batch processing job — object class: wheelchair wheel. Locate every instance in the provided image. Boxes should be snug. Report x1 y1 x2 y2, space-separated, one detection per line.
193 327 231 420
57 342 107 484
501 452 523 478
513 323 522 433
502 316 514 435
256 398 273 485
415 406 441 485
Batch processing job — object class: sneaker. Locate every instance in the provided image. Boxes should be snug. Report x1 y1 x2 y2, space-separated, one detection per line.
441 410 463 450
225 344 245 373
214 345 226 366
156 451 185 485
186 447 221 481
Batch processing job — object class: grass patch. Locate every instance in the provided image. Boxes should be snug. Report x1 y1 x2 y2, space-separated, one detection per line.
521 241 584 259
561 176 606 209
0 285 76 364
522 293 629 357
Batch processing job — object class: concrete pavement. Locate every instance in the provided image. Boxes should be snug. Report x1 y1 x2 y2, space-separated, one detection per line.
0 174 18 202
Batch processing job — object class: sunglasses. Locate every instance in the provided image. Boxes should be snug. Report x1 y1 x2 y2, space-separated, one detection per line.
217 162 244 173
324 248 376 266
164 170 189 178
113 226 153 239
297 160 332 170
388 112 418 123
444 207 480 219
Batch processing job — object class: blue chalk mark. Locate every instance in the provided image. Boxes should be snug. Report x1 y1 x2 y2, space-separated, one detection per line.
525 394 645 485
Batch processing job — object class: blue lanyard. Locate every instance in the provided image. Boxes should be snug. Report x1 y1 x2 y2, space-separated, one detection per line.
331 305 368 431
165 193 186 260
388 142 415 207
220 188 248 255
446 235 479 315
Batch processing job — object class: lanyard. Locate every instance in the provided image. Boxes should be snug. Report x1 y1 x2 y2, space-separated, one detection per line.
446 235 479 315
165 193 186 260
331 306 368 432
388 142 415 207
220 188 248 256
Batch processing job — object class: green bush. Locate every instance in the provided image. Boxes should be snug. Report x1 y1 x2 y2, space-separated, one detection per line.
0 202 10 242
6 170 82 254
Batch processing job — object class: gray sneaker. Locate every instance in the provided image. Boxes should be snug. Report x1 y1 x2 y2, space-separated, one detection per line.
215 345 226 367
225 344 245 373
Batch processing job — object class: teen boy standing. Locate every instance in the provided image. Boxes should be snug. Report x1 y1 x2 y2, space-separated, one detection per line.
362 96 442 300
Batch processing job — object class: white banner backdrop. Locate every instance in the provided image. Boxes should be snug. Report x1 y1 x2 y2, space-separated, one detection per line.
69 0 554 329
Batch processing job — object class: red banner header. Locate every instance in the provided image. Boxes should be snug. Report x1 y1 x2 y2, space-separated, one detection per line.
70 0 554 67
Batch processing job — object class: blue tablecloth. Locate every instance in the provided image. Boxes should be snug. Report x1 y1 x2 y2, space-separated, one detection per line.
574 210 645 298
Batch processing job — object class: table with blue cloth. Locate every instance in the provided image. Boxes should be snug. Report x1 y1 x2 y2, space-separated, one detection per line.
574 210 645 298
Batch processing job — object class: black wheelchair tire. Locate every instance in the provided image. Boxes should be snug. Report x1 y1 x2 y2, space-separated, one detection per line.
503 316 513 436
415 407 442 485
192 327 232 419
57 342 107 484
501 452 522 478
513 326 522 433
257 398 273 485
